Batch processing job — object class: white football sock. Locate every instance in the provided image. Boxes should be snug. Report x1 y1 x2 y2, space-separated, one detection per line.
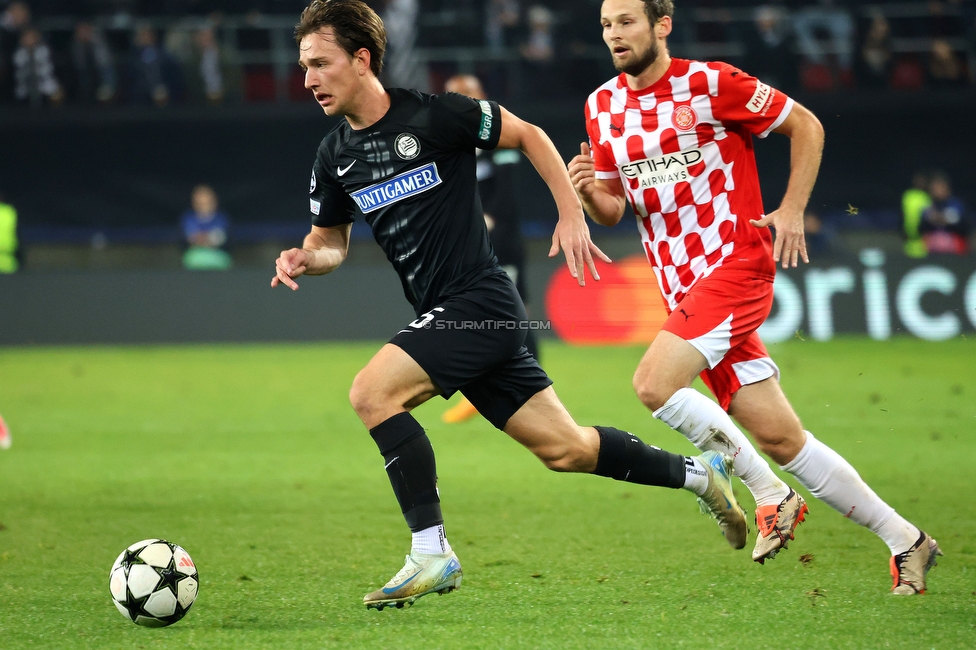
682 456 710 496
654 387 789 507
781 431 920 555
411 524 452 555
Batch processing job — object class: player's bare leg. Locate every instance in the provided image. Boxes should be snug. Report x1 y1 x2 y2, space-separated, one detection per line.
732 379 937 591
725 378 808 562
350 344 462 610
635 332 793 544
504 386 747 548
353 345 746 610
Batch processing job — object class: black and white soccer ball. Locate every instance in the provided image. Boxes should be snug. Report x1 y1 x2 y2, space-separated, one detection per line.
109 539 199 627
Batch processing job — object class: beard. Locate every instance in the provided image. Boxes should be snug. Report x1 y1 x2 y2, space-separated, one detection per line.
614 40 659 76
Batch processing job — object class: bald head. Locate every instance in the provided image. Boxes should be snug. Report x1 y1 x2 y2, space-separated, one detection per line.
444 74 486 100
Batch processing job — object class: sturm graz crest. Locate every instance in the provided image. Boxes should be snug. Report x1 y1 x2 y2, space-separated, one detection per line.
394 133 420 160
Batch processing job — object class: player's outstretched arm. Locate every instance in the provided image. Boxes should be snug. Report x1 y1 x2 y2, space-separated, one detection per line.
568 142 627 227
496 106 611 286
271 223 352 290
750 102 824 268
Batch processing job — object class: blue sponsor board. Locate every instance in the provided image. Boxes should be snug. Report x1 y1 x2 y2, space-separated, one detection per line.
350 163 441 214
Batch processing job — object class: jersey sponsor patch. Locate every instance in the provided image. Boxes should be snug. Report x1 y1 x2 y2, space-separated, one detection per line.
619 147 703 189
310 198 321 215
746 80 773 114
350 162 442 214
394 133 420 160
478 100 493 142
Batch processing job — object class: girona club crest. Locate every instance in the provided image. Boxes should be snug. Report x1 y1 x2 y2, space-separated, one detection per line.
672 105 698 131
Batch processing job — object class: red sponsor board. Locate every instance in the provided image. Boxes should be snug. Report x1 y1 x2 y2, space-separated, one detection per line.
545 255 669 345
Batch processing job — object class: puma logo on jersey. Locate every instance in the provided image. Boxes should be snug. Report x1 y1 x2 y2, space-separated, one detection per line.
609 122 624 134
337 161 356 176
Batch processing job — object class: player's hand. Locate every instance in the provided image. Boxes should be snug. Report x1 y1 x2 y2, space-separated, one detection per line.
549 209 612 286
751 208 808 268
568 142 597 199
271 248 311 290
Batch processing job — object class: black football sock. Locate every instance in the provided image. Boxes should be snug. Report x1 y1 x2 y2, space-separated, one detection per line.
592 426 686 489
369 412 443 533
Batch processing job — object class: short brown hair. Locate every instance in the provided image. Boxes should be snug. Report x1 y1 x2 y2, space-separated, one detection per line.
643 0 674 24
294 0 386 76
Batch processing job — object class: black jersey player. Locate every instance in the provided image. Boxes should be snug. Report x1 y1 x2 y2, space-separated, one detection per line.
273 0 746 611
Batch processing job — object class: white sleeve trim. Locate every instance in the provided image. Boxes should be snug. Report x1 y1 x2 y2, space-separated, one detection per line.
594 170 619 180
758 97 794 139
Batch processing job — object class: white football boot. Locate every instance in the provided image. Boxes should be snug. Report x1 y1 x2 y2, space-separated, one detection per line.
364 550 462 610
696 450 748 550
891 531 942 595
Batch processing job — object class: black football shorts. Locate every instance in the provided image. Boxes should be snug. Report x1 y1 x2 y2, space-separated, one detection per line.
390 271 552 430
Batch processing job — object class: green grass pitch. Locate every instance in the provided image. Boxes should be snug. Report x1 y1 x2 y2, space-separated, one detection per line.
1 338 974 649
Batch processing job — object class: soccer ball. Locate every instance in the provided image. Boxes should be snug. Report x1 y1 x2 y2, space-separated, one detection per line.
109 539 199 627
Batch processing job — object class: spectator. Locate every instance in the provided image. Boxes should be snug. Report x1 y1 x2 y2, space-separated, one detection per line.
741 5 799 93
181 184 232 270
0 1 32 103
928 38 967 87
195 26 224 103
0 190 19 273
520 5 560 99
380 0 428 92
919 172 970 255
521 5 554 64
178 25 240 104
902 170 931 258
68 21 116 103
485 0 520 52
563 0 611 98
963 0 976 83
857 12 893 89
791 0 856 87
128 25 182 106
13 26 63 106
441 72 539 423
803 210 839 257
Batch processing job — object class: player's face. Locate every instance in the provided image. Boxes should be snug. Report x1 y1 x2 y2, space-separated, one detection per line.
601 0 660 76
299 28 360 116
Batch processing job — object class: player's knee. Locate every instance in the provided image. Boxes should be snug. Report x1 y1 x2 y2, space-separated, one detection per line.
535 439 596 473
752 421 805 465
349 371 381 421
632 373 672 411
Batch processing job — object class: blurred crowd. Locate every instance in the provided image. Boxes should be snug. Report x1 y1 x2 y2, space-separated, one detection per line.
1 0 974 108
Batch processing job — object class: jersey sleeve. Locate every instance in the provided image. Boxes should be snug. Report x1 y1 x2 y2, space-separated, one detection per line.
430 92 503 151
712 64 794 138
309 151 356 228
584 98 618 180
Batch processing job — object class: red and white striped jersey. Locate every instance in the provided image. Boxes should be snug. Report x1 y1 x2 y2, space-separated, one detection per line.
585 58 793 310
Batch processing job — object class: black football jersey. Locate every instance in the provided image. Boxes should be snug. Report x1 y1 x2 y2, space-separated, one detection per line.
309 88 506 315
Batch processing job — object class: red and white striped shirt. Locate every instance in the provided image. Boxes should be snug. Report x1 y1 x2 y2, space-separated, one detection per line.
585 58 793 310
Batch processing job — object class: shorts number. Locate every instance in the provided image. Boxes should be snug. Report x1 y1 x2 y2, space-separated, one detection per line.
409 307 445 329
